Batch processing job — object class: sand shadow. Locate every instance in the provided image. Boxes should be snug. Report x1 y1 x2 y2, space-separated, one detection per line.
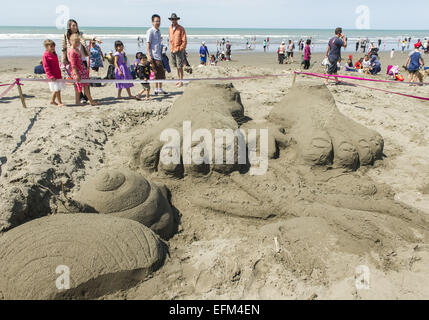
0 94 36 104
12 107 44 154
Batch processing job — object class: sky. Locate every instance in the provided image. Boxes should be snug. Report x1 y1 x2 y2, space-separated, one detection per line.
1 0 429 30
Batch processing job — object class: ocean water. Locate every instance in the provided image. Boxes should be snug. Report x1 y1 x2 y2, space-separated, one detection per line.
1 26 428 58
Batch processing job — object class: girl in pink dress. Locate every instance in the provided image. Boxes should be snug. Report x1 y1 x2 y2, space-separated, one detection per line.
68 34 97 106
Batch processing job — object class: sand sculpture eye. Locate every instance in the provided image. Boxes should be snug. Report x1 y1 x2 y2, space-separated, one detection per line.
75 170 176 240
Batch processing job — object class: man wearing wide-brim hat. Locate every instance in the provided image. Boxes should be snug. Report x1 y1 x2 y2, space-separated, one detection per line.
168 13 187 87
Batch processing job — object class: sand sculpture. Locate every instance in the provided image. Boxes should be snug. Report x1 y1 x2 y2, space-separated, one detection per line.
131 83 255 177
131 83 383 176
75 169 176 240
267 84 384 169
130 82 429 279
0 214 166 300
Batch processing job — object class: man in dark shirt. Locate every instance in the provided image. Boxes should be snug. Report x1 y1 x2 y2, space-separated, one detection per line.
325 27 347 83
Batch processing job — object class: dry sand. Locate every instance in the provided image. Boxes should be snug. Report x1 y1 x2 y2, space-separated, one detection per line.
1 50 429 300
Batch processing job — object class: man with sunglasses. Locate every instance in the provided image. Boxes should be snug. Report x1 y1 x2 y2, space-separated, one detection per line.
168 13 187 88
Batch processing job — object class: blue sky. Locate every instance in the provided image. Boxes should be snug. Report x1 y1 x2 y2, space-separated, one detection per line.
2 0 429 29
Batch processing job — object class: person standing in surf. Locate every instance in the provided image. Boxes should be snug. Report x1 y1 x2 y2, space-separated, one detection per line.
325 27 347 84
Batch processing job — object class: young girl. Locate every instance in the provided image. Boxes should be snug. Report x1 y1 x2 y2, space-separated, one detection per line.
42 40 65 107
114 41 134 99
68 34 97 106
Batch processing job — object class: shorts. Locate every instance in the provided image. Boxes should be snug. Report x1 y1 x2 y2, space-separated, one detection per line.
287 52 294 58
171 51 185 68
141 82 150 89
48 80 66 92
152 59 166 80
408 69 419 74
327 59 339 74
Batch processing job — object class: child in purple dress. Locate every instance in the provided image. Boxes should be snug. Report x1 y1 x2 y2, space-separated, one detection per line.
114 41 134 99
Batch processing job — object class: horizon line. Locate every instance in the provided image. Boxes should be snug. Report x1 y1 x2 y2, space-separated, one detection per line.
1 25 429 32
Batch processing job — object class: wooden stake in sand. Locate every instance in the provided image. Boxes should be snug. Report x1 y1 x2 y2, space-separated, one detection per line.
15 79 27 108
292 72 297 88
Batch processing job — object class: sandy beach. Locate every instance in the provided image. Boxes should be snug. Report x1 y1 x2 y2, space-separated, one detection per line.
1 50 429 300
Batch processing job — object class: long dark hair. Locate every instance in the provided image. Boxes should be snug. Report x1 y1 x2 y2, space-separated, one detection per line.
66 19 80 40
115 40 127 62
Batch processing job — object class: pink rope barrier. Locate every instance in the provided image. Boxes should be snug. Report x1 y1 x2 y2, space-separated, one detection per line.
296 71 429 86
295 72 429 102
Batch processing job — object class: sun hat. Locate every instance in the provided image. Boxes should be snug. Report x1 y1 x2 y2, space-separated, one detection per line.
168 13 180 21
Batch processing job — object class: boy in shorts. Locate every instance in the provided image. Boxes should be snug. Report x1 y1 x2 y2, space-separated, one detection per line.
136 54 152 100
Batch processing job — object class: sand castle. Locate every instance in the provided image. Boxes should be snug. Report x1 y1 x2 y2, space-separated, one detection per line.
0 214 166 300
75 169 176 240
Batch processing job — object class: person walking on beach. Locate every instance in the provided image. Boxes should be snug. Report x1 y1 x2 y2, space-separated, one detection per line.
286 40 295 63
225 41 232 61
146 14 168 95
303 39 312 70
325 27 347 83
356 39 360 52
405 43 425 83
168 13 187 88
42 40 65 107
278 41 286 64
263 39 267 52
199 42 210 65
114 40 134 99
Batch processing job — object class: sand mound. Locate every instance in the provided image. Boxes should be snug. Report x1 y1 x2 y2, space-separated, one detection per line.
0 214 166 300
75 169 176 239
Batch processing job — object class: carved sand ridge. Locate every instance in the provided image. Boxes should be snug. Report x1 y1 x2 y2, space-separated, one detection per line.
75 170 176 239
0 214 166 300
